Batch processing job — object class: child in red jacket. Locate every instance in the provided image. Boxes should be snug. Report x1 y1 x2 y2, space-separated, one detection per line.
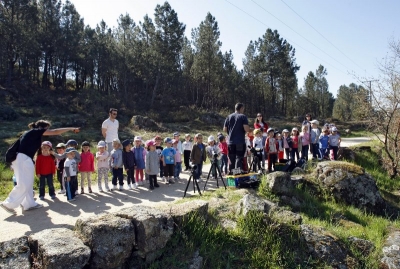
265 128 279 173
35 141 56 200
79 141 95 194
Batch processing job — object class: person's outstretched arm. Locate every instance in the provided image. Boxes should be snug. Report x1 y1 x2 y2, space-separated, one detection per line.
43 127 79 136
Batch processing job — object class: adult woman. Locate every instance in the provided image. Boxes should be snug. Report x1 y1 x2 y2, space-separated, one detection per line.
254 113 268 168
1 120 79 214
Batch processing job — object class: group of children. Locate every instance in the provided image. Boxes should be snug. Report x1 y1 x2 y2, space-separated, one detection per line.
249 119 342 173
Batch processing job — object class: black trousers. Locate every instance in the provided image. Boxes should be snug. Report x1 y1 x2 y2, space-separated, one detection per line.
228 144 246 171
126 167 135 184
148 174 157 187
183 150 191 169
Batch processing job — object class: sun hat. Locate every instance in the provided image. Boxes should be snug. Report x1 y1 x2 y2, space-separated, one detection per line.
173 132 180 136
146 140 156 147
164 137 172 144
97 141 106 148
310 120 319 125
134 136 142 142
267 128 274 133
292 127 298 131
331 127 338 132
56 143 66 148
65 147 78 153
81 141 90 147
122 139 131 148
41 141 52 148
112 138 121 144
208 135 215 142
282 129 289 133
66 139 78 146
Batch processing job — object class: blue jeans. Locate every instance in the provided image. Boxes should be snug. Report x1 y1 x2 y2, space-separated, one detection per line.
220 154 228 174
290 148 300 162
320 147 329 159
312 143 321 159
194 163 203 180
39 174 55 198
174 162 182 178
301 145 309 160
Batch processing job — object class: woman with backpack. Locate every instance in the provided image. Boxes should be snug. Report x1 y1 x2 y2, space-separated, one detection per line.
1 120 79 214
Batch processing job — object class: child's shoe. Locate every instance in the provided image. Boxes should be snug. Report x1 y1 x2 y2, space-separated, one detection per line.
154 183 160 188
39 196 44 200
99 188 104 193
168 177 175 184
119 185 124 191
58 190 65 194
133 183 138 189
75 190 79 195
112 185 117 191
163 177 167 183
50 195 56 199
128 184 132 190
149 185 154 190
81 188 85 194
174 177 179 182
88 187 92 193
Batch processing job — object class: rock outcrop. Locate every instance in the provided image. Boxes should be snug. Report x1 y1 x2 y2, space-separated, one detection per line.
161 200 209 227
381 229 400 269
0 236 30 269
267 172 295 195
314 161 387 214
129 115 162 131
29 228 90 269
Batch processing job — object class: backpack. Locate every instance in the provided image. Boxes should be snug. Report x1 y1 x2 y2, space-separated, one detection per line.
282 159 296 173
5 138 21 164
296 158 307 169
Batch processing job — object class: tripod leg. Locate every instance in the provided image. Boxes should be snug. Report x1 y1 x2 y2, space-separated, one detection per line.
203 162 213 191
194 176 202 196
183 175 192 198
216 164 227 189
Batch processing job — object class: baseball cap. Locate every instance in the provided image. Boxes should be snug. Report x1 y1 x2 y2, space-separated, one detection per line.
134 136 142 142
173 132 180 136
56 143 66 148
122 139 131 148
97 141 106 148
66 139 78 146
310 120 319 125
208 135 215 142
146 140 156 147
65 147 78 153
81 141 90 147
282 129 289 133
331 127 338 132
41 141 52 148
164 137 172 144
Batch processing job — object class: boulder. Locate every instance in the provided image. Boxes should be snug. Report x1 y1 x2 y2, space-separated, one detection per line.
300 224 350 269
0 236 30 269
189 250 203 269
29 228 90 269
279 195 302 210
348 236 375 256
236 193 276 217
337 147 356 161
129 115 160 131
270 208 302 225
291 167 306 175
381 229 400 269
75 214 135 269
162 200 209 227
115 206 174 262
314 161 387 214
267 172 295 195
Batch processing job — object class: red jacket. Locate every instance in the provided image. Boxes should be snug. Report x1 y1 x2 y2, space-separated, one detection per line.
254 122 269 133
35 155 56 175
79 152 95 172
219 142 228 155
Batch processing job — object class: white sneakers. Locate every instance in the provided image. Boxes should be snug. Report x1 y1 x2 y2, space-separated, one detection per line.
128 184 132 190
58 190 65 194
112 185 118 191
119 185 124 191
134 183 138 189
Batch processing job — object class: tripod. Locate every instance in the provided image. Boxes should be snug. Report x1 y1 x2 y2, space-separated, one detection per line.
183 167 202 198
250 153 262 173
204 158 227 191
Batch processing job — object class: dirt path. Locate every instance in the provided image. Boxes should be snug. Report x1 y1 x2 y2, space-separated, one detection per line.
0 137 371 242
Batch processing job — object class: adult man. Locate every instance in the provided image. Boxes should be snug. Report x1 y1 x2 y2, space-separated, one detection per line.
223 103 250 172
101 108 119 153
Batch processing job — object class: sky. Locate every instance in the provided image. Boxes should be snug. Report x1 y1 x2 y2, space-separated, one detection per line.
70 0 400 97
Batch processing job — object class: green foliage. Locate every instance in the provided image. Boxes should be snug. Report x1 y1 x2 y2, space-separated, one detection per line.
0 163 13 200
0 106 18 121
333 83 369 121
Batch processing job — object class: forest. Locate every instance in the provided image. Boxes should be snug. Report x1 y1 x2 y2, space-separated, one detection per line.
0 0 368 119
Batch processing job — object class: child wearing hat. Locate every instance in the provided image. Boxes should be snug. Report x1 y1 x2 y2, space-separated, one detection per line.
64 147 79 201
253 129 265 169
133 136 146 186
182 134 192 171
173 132 183 155
96 140 110 192
162 137 176 184
110 138 124 190
281 129 292 160
145 140 160 189
218 135 228 176
310 120 321 160
79 141 95 194
190 134 207 182
319 129 330 160
172 139 182 182
290 128 301 162
265 128 279 173
206 135 221 179
35 141 56 200
154 135 164 180
122 139 137 189
329 127 341 160
55 143 66 194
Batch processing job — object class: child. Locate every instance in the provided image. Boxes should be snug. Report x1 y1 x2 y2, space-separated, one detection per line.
310 120 321 160
162 137 176 184
299 125 310 161
282 129 292 160
329 127 341 160
145 140 160 190
110 138 124 190
52 139 81 194
218 135 228 176
173 132 183 156
64 147 78 201
182 134 192 171
55 143 66 194
206 136 221 179
276 133 284 160
79 141 94 194
154 135 164 181
96 141 110 192
36 141 56 200
252 129 264 170
122 139 137 189
190 134 207 182
265 128 278 173
290 128 301 162
133 136 146 186
173 139 182 182
319 129 330 160
243 134 252 172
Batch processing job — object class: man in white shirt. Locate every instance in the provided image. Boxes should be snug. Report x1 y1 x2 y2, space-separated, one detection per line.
102 108 119 153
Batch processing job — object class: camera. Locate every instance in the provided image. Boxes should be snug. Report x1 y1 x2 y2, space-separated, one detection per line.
248 145 263 155
189 163 198 170
212 150 218 159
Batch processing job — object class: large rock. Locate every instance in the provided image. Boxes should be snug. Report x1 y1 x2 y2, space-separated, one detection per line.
348 236 375 256
267 172 295 195
75 214 135 269
129 115 161 131
161 200 209 227
29 228 90 269
337 147 356 161
115 206 174 262
0 236 30 269
314 161 387 214
300 224 350 269
381 229 400 269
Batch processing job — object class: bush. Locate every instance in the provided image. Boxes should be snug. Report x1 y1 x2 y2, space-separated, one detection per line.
0 106 18 121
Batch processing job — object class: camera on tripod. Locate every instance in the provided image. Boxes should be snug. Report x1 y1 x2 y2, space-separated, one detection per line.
189 163 198 171
248 146 263 156
212 150 219 159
